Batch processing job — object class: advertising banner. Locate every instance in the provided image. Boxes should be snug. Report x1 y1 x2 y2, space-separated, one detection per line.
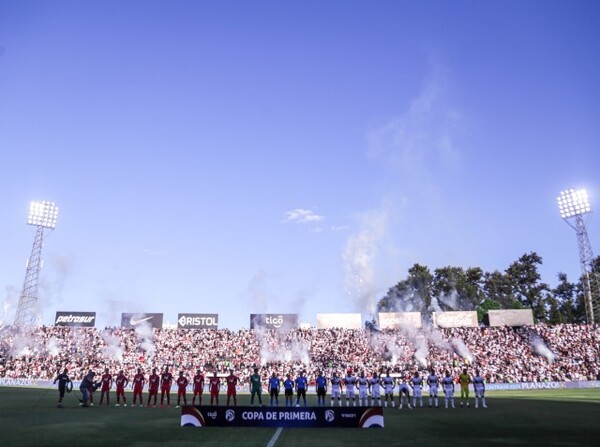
54 311 96 327
250 314 298 330
121 313 164 329
177 313 219 329
316 313 362 329
378 312 422 329
181 405 384 428
432 311 478 328
488 309 534 327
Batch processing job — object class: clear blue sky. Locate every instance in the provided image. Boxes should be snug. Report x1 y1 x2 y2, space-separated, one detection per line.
1 0 599 329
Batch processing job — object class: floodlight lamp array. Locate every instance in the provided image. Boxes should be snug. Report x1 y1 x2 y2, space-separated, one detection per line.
27 201 59 228
557 189 591 219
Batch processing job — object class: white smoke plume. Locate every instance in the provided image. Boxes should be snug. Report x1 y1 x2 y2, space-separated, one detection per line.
38 255 72 310
343 209 388 318
9 326 45 357
10 333 33 357
426 327 453 353
0 286 19 330
255 326 310 367
134 321 155 363
530 333 556 364
438 289 460 310
47 337 61 356
451 337 474 363
428 296 443 313
247 271 270 315
101 329 124 363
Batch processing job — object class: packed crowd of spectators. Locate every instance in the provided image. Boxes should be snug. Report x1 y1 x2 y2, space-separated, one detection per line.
0 324 598 385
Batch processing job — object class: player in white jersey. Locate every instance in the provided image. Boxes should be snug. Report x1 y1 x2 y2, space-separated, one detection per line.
472 369 487 409
381 370 396 408
357 372 369 406
397 375 412 410
344 371 357 407
410 371 424 408
330 372 343 407
369 372 382 406
427 369 440 408
442 370 456 409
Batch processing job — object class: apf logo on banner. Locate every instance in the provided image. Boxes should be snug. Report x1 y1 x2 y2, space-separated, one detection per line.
54 311 96 327
121 313 164 329
177 314 219 329
250 314 298 330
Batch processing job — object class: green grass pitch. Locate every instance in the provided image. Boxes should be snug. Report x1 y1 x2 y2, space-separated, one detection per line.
1 387 599 446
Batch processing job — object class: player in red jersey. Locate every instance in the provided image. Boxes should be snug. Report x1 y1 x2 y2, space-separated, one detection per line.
160 366 173 407
192 369 205 405
175 371 189 408
132 368 146 407
99 368 113 406
147 368 160 407
209 371 221 406
226 369 238 406
114 370 129 407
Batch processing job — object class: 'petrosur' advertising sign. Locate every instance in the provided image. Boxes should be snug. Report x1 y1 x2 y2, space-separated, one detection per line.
54 311 96 327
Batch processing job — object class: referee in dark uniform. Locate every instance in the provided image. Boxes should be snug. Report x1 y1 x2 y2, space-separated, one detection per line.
53 368 71 408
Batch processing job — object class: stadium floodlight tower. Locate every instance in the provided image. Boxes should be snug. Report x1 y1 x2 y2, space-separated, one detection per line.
557 188 600 324
13 201 59 327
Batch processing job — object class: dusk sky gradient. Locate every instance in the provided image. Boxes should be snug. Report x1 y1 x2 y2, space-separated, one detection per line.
1 0 599 329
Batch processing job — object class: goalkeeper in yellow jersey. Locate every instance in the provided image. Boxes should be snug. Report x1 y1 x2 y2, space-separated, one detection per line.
458 368 471 408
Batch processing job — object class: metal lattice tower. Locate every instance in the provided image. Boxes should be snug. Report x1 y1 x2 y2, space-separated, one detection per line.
13 201 58 327
572 215 600 323
557 189 600 324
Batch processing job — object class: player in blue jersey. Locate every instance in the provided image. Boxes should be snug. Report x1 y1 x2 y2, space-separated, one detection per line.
283 374 295 407
410 371 424 408
269 372 281 406
295 371 308 407
473 369 487 409
315 370 327 407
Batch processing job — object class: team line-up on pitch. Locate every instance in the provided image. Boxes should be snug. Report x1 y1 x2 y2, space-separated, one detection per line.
53 365 488 410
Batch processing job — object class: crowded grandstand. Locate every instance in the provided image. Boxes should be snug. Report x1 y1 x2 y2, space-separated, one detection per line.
1 322 598 387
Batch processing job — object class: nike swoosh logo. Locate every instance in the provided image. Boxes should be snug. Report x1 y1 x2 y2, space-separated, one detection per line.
130 316 154 326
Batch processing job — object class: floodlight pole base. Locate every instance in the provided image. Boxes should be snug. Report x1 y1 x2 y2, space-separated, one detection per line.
572 215 600 324
13 226 46 327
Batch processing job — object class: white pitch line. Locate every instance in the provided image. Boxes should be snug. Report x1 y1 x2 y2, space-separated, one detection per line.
266 427 283 447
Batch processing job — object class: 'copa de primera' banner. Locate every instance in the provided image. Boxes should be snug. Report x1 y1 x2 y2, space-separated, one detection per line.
181 405 384 428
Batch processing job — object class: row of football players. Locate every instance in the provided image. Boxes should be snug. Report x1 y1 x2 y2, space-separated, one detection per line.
315 368 488 410
55 366 240 408
56 366 487 409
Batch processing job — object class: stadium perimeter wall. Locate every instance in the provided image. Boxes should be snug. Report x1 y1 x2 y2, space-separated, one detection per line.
2 378 599 393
